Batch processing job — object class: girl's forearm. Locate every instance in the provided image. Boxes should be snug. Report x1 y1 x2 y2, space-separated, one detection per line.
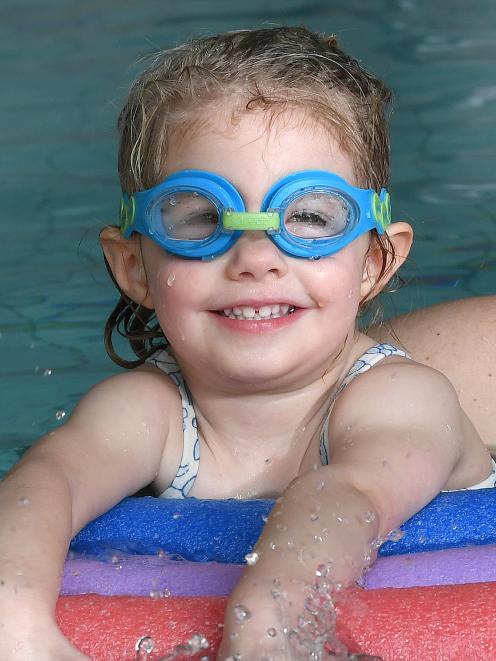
0 457 74 622
218 469 382 658
255 468 380 586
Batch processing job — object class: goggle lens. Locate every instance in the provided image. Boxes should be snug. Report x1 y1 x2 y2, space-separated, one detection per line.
283 191 351 239
155 192 219 241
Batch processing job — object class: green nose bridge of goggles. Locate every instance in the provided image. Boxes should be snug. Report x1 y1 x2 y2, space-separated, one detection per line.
223 210 280 231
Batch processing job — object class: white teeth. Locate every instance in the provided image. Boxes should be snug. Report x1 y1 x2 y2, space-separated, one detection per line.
220 304 296 320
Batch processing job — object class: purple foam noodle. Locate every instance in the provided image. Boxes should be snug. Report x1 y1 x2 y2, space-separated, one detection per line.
61 544 496 597
61 554 243 597
363 544 496 589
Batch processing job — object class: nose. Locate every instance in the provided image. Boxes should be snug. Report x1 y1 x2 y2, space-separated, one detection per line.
224 231 289 281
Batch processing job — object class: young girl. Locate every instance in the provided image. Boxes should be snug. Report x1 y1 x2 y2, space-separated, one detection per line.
1 26 494 660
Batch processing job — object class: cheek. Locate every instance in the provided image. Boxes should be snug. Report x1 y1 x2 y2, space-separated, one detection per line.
304 255 365 311
147 260 203 336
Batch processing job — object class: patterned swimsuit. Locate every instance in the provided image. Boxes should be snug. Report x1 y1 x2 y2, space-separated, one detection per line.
147 343 496 497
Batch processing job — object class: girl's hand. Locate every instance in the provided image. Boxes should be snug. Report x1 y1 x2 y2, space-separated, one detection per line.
4 627 90 661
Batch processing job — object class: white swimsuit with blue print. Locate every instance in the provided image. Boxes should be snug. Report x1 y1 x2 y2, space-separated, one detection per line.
148 343 496 497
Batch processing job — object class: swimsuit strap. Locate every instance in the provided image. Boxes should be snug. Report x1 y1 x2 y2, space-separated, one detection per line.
320 343 408 465
147 349 199 498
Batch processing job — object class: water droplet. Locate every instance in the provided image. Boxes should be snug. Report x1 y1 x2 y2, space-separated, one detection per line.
269 542 279 551
267 627 277 638
55 410 66 421
233 604 251 623
172 512 181 520
43 368 52 377
316 480 326 491
167 273 176 287
18 496 29 506
244 552 259 565
363 510 376 524
135 635 155 658
445 423 452 432
309 512 319 521
225 655 241 661
387 528 404 542
187 633 209 652
168 196 178 206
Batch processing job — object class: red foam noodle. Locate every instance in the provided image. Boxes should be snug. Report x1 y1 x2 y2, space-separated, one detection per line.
57 582 496 660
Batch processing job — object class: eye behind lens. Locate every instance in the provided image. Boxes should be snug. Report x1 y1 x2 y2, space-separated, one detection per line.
283 191 352 238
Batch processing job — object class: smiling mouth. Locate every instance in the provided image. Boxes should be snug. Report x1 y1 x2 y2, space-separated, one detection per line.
219 304 297 320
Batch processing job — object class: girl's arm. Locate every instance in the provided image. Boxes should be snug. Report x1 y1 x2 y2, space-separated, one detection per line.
217 359 491 659
0 368 177 660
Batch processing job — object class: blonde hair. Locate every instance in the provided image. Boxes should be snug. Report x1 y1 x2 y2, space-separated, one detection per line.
105 26 398 367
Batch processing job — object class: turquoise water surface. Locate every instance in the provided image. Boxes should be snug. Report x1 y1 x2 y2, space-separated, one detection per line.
1 0 495 476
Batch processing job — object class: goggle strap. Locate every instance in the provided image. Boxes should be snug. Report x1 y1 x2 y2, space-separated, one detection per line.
223 211 280 231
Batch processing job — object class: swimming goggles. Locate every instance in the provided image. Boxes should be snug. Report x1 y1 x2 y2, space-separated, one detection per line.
120 169 391 260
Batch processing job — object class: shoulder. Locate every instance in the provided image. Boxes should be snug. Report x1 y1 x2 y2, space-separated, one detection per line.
65 363 184 469
329 352 465 441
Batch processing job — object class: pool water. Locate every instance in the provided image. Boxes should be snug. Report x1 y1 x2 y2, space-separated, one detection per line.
1 0 495 476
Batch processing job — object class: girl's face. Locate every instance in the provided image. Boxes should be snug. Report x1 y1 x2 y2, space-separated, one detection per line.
140 109 375 389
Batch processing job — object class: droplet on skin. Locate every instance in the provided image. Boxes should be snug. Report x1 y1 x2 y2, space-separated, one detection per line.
267 627 277 638
387 528 405 542
167 273 176 287
309 512 319 521
233 604 251 623
244 552 259 565
363 510 376 524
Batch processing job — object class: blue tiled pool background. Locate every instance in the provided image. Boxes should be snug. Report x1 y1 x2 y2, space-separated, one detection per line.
1 0 495 475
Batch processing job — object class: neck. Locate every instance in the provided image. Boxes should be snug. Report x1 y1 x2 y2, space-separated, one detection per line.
176 332 372 456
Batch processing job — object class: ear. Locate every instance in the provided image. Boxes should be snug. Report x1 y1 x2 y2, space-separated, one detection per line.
100 227 154 309
360 221 413 301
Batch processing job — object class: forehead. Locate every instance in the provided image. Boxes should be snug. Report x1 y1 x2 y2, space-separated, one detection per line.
164 104 358 189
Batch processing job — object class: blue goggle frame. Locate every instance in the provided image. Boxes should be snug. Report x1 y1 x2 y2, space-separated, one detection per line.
120 169 391 260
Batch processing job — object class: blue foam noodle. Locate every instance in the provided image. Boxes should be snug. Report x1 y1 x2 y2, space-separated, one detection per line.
70 489 496 563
